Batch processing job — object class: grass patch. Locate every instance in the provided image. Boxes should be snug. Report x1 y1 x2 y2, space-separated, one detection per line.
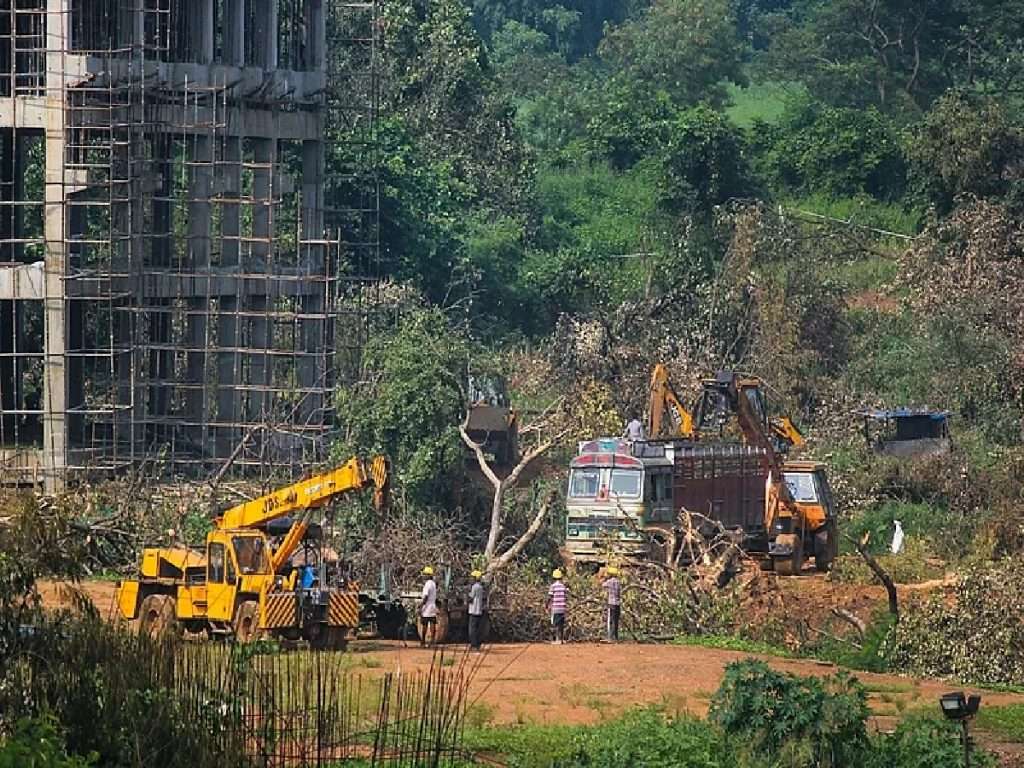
780 193 923 237
828 255 900 293
725 80 805 127
672 634 792 658
461 723 579 767
976 703 1024 743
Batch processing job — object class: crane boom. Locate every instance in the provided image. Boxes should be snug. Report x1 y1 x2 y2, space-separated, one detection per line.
217 455 388 531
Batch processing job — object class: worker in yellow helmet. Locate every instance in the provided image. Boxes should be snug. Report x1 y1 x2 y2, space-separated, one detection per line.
419 565 438 647
468 569 486 652
602 566 622 642
546 568 568 644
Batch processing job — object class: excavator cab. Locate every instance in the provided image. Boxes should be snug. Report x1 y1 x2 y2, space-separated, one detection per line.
770 463 837 574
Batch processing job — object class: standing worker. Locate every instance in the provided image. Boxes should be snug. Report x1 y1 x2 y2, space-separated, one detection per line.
602 566 622 642
419 566 438 647
622 413 645 442
468 569 486 652
547 569 568 644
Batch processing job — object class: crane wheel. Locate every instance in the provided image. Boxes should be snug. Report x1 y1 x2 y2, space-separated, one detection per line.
137 594 176 639
233 600 259 644
312 626 349 652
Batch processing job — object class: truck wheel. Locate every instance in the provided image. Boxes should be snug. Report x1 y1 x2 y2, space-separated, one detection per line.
377 604 407 640
137 594 176 638
233 600 259 644
773 534 804 576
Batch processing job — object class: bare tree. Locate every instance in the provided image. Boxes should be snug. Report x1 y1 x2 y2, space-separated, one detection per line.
459 401 568 576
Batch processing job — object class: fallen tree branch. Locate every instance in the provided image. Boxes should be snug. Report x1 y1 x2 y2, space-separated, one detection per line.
847 532 898 620
831 607 867 639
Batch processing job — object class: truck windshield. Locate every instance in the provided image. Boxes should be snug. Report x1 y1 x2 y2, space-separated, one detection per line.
569 468 601 498
783 473 818 502
609 469 641 499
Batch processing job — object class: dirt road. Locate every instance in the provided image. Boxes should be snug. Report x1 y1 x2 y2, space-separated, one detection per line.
346 640 1022 729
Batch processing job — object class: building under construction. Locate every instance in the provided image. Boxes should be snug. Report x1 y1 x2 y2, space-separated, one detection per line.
0 1 380 490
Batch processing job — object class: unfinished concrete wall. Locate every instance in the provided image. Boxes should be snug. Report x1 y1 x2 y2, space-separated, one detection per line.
0 0 381 489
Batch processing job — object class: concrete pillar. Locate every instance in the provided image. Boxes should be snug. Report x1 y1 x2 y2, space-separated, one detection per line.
0 131 13 262
188 0 215 63
304 0 326 70
298 138 325 424
251 0 278 69
247 137 275 422
118 2 144 51
216 136 243 456
222 0 245 66
185 135 212 447
42 0 70 491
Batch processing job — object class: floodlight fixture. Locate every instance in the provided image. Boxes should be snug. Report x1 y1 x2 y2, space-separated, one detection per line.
940 692 981 768
939 691 981 721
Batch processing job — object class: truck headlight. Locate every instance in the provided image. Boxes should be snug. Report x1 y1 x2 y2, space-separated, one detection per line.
568 527 579 537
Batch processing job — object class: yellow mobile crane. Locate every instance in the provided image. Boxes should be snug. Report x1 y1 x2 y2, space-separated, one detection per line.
117 456 388 648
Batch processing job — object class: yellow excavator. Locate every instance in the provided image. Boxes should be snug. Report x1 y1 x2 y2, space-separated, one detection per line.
117 456 388 648
647 364 696 439
693 371 835 574
648 364 804 452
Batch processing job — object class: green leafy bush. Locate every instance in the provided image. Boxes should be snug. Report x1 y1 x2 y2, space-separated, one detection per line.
563 709 724 768
0 717 96 768
709 659 870 766
868 714 995 768
753 101 907 201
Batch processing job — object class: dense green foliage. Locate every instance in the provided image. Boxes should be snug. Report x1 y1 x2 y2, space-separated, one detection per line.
461 661 995 767
335 307 469 507
710 660 870 765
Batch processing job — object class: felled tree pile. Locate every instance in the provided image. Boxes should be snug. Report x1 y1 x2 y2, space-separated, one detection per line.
886 558 1024 685
487 558 784 644
349 515 475 590
1 478 268 575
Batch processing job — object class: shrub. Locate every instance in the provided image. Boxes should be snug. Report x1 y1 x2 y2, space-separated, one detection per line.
709 659 870 767
0 717 96 768
868 714 995 768
563 708 726 768
829 541 944 586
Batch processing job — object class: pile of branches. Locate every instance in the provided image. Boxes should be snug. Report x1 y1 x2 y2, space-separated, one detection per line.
349 514 476 591
487 557 782 644
10 476 268 576
887 558 1024 685
486 510 784 643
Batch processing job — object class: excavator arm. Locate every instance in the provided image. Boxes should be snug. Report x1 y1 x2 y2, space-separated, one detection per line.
648 364 695 439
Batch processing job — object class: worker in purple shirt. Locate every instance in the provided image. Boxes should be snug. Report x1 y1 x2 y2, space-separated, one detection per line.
602 566 622 642
547 569 568 644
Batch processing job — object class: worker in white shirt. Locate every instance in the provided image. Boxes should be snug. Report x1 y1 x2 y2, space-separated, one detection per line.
419 565 439 647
